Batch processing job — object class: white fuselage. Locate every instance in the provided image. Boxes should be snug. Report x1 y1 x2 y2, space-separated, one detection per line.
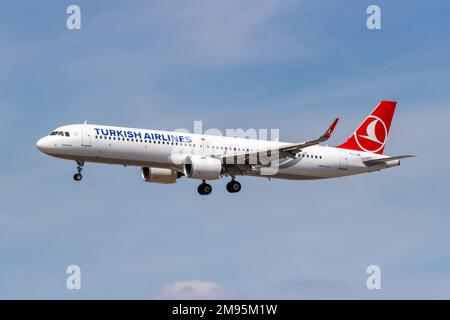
36 124 398 181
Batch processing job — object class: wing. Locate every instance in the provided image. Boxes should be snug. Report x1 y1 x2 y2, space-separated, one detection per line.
363 155 415 166
277 117 339 156
221 118 339 167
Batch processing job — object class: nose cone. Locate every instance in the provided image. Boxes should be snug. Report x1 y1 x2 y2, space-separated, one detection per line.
36 137 51 154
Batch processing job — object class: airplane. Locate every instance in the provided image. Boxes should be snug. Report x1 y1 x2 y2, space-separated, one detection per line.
36 100 413 195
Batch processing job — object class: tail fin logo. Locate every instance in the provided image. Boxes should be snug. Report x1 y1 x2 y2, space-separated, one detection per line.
354 115 387 153
336 100 396 154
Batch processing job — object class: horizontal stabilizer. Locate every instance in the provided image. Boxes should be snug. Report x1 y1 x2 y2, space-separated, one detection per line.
363 155 415 166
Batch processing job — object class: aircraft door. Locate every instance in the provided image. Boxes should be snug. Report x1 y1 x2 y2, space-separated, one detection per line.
201 137 208 157
339 151 348 170
81 125 92 147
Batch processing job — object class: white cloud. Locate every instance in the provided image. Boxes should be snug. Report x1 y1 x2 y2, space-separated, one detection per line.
156 280 227 300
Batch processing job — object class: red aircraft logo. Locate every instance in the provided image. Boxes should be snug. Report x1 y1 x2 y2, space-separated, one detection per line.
354 116 387 153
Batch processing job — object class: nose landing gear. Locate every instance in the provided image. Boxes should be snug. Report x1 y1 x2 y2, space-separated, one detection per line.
73 161 84 181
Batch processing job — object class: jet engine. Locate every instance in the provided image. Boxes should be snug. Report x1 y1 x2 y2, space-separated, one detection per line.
141 167 179 184
183 156 222 180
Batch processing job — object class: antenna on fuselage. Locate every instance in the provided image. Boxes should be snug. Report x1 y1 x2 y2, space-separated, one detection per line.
83 120 87 124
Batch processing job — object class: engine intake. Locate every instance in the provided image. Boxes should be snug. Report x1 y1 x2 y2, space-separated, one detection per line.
141 167 179 184
183 156 222 180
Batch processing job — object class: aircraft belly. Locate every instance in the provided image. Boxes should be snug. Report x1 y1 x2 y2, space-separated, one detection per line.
274 157 337 179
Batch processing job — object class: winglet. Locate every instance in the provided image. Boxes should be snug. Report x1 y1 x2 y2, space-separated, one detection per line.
321 117 339 141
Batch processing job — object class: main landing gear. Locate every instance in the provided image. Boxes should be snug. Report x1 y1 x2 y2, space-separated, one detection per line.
226 180 241 193
73 161 84 181
197 179 242 195
198 180 212 195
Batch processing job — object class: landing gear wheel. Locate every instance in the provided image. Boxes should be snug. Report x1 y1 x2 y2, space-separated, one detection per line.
226 180 241 193
74 160 84 181
198 182 212 195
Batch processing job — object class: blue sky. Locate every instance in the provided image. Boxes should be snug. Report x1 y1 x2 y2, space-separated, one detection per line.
1 0 450 299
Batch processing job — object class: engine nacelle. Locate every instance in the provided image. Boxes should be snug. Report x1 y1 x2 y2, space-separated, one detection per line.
183 156 222 180
141 167 179 184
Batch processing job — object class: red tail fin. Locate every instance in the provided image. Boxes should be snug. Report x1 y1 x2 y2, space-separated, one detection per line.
336 100 396 154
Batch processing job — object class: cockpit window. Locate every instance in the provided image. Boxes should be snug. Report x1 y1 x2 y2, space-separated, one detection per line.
49 131 70 137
